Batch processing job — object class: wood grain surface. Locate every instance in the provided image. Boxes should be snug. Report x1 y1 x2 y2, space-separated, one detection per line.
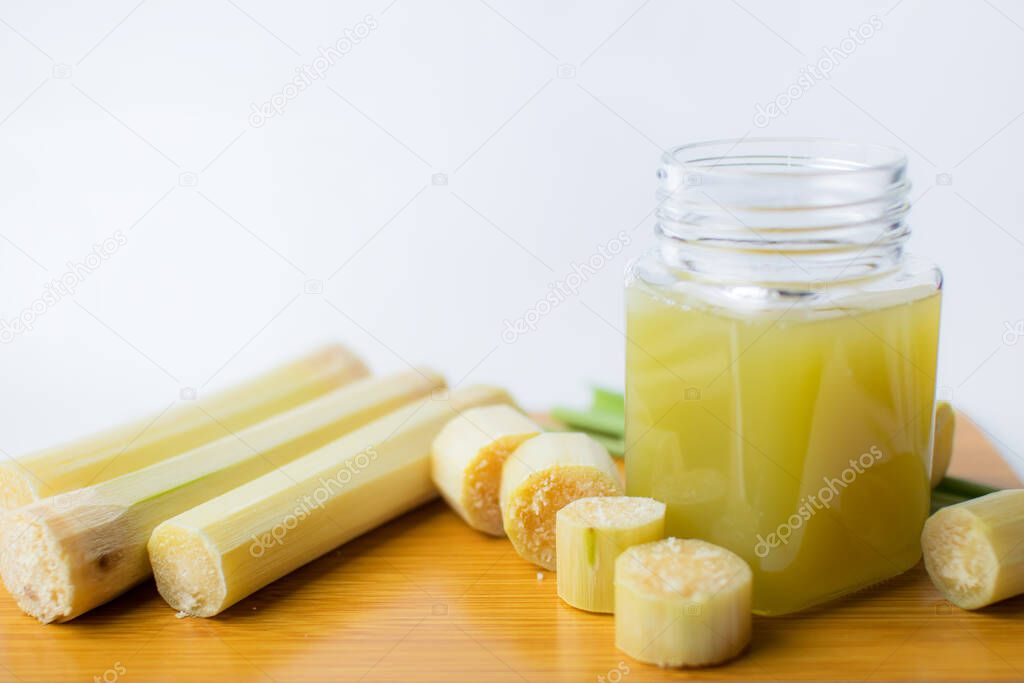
0 413 1021 683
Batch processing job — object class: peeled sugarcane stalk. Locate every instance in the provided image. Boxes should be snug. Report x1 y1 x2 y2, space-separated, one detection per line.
500 433 623 570
556 496 665 613
615 538 752 668
0 369 442 623
147 384 513 617
0 344 368 509
431 405 541 535
922 489 1024 609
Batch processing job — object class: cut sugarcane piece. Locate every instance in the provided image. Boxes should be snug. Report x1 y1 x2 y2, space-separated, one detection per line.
922 489 1024 609
0 368 442 623
556 496 665 613
584 433 625 458
148 384 513 617
931 401 956 488
0 344 368 509
615 538 752 668
500 433 623 570
431 405 541 535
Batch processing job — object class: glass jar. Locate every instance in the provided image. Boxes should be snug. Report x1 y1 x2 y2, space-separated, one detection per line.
624 138 942 615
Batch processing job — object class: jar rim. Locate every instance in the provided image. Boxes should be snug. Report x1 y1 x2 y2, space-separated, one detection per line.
663 137 907 179
654 137 914 286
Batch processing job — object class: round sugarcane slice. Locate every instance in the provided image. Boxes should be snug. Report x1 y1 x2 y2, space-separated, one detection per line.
615 538 752 668
556 496 665 613
500 433 623 571
431 405 541 535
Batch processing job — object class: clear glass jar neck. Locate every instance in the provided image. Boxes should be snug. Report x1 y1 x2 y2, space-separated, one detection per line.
653 138 912 288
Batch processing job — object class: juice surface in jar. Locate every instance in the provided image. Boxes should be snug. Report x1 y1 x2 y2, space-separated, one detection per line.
624 138 942 615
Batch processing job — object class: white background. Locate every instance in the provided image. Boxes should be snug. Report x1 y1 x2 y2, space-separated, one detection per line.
1 0 1021 472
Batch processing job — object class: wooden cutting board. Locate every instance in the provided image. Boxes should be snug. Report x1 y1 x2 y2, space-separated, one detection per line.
0 413 1020 682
